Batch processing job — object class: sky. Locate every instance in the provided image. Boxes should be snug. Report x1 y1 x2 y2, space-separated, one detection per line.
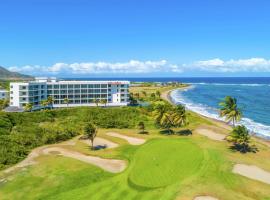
1 0 270 77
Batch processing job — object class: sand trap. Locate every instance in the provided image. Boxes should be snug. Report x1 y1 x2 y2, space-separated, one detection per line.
3 136 125 174
42 147 126 173
194 196 218 200
233 164 270 185
106 132 145 145
81 137 119 149
195 128 225 141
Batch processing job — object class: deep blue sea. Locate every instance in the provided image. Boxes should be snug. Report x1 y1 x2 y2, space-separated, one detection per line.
66 77 270 139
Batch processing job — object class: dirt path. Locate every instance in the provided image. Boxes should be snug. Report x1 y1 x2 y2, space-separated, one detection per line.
106 132 145 145
42 147 126 173
195 128 226 141
194 196 219 200
233 164 270 185
81 137 119 149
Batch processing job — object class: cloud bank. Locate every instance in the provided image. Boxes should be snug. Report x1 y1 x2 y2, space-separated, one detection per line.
7 58 270 76
8 60 182 76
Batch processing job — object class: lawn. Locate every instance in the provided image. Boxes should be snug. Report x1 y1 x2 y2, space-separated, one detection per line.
1 132 270 200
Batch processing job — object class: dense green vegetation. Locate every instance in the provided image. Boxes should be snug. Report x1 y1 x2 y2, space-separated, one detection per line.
0 107 148 169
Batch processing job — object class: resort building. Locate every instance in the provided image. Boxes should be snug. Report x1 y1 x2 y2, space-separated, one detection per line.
0 89 8 100
9 78 130 110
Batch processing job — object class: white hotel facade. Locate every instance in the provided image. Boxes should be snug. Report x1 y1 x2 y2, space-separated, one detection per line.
10 78 130 109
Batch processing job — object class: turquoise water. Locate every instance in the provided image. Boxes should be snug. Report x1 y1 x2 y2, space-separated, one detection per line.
171 83 270 139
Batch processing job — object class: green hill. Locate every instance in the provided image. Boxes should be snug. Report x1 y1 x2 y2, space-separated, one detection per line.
0 66 32 80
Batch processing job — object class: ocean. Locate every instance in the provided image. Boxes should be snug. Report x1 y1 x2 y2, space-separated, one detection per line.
66 77 270 139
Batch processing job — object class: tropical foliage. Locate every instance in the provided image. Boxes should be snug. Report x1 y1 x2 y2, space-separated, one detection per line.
84 122 98 150
219 96 242 126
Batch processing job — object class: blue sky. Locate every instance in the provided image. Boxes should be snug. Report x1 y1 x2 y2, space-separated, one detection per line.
1 0 270 77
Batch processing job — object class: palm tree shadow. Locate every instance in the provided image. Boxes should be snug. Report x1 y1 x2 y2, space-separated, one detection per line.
92 145 108 150
159 129 174 135
176 129 192 136
229 144 258 153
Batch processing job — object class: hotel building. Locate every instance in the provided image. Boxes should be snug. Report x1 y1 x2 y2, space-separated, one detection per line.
10 78 130 109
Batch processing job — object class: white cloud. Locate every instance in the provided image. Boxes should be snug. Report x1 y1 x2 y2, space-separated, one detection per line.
8 60 183 76
191 58 270 72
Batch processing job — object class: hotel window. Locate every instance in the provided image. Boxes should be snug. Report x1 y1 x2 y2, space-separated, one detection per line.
88 84 94 88
101 84 107 88
68 85 74 89
47 85 52 89
54 90 59 94
81 89 87 93
75 100 80 104
60 85 67 89
54 85 59 89
75 85 80 89
81 84 87 88
101 89 107 93
94 84 100 88
75 90 80 94
88 89 94 93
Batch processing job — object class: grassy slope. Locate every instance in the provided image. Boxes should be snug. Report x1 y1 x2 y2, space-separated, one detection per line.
1 86 270 200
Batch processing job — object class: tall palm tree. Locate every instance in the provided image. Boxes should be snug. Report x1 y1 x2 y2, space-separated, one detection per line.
172 105 188 127
84 122 98 150
101 99 107 107
64 98 69 107
219 96 242 126
156 90 161 99
142 91 147 97
24 103 33 112
94 98 100 107
40 100 48 109
47 96 54 109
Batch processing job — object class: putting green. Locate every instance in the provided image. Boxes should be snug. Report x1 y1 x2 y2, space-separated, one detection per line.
129 138 204 188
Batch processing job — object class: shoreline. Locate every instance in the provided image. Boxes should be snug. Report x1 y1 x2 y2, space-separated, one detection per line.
161 87 270 147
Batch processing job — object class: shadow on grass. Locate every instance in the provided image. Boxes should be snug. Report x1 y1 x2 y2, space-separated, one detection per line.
159 129 192 136
229 143 258 153
176 129 192 136
92 145 108 150
138 131 149 134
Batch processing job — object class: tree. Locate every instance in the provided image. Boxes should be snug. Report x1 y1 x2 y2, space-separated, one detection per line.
228 125 251 153
0 99 9 110
24 103 33 112
156 90 161 99
41 100 48 109
94 99 100 107
101 99 107 107
64 98 69 107
150 93 156 100
138 121 146 134
172 105 188 127
142 91 147 97
219 96 242 126
84 123 98 150
47 96 54 109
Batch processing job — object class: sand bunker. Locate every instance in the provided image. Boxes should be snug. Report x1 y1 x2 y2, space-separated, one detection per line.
194 196 218 200
42 147 126 173
81 137 119 149
106 132 145 145
195 128 225 141
233 164 270 185
3 136 125 174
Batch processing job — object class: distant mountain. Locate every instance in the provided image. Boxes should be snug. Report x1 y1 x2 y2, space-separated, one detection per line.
0 66 33 80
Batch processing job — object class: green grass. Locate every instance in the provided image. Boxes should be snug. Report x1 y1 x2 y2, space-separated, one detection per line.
129 138 204 188
1 133 270 200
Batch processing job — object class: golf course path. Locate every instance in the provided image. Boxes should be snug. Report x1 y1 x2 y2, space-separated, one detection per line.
195 128 225 141
233 164 270 185
42 147 126 173
106 132 145 145
194 196 219 200
81 137 119 149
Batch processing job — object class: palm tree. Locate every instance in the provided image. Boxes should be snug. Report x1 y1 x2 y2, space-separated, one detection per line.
24 103 33 112
64 98 69 107
156 90 161 99
101 99 107 107
47 96 54 109
229 125 251 153
219 96 242 126
172 105 188 127
94 98 100 107
84 123 98 150
40 100 48 109
142 91 147 97
138 121 146 134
